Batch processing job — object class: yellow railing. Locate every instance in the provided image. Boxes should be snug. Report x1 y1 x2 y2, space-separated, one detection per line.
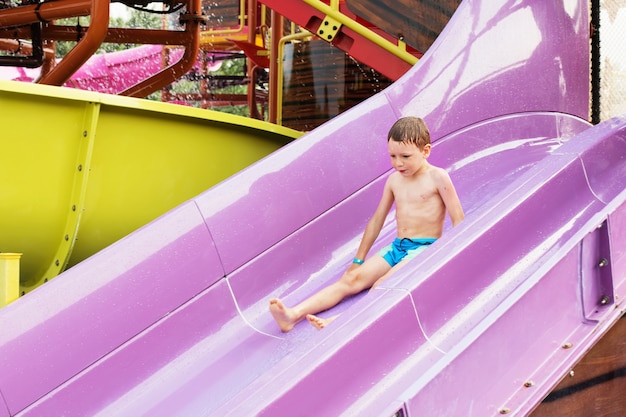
276 29 315 126
200 0 247 41
301 0 417 66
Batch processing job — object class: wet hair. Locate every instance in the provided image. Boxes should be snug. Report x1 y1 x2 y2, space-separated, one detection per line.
387 116 430 148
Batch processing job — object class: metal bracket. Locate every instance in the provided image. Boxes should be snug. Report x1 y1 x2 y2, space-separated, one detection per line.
180 12 209 25
580 220 615 321
317 15 342 42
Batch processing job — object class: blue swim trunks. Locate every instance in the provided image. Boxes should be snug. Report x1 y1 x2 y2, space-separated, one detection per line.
378 237 436 267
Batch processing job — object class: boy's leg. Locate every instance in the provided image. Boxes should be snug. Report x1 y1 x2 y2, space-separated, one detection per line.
370 243 431 289
370 258 410 290
304 246 432 330
270 255 390 332
371 247 428 290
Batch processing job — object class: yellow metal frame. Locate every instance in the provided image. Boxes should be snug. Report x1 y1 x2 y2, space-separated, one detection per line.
0 253 21 307
276 30 314 126
199 0 248 43
41 101 99 284
274 0 417 125
301 0 416 65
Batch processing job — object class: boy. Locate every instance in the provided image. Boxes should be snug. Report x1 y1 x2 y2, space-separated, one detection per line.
269 116 464 331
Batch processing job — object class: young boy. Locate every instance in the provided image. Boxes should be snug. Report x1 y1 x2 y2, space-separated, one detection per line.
269 116 464 332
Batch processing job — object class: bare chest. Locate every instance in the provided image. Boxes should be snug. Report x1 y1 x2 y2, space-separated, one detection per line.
392 181 440 207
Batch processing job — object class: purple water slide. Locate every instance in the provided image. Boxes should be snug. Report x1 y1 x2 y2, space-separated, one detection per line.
0 44 220 94
65 44 172 94
65 45 222 94
1 0 626 416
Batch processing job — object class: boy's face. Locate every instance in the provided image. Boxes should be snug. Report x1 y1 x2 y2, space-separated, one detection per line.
387 139 431 177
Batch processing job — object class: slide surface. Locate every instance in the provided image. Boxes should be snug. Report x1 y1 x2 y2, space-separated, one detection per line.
1 0 626 416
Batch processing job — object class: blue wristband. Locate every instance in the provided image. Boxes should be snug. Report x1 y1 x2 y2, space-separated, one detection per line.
352 258 364 265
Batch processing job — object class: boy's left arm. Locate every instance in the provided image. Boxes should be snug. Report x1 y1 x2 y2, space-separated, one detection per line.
437 169 464 226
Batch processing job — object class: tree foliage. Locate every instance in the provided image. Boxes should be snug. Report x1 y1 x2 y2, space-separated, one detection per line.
55 9 161 57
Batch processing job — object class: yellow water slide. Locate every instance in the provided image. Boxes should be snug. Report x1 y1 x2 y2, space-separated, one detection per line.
0 80 301 297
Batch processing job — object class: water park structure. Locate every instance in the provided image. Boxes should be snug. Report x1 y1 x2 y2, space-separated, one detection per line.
1 0 625 415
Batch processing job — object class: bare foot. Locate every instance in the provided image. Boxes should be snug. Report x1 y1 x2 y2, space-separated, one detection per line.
269 298 300 332
306 314 339 330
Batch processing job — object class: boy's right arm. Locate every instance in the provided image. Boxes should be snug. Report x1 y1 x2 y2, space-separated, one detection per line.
353 177 395 261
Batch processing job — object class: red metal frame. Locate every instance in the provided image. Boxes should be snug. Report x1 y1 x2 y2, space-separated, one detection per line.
258 0 421 80
0 0 421 118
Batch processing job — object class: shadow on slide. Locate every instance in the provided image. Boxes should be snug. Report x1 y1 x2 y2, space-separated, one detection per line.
1 0 625 416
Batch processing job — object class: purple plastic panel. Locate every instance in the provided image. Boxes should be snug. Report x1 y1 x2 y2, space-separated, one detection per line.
430 112 592 219
0 201 223 415
223 113 593 336
194 94 398 275
383 118 626 415
211 291 439 416
388 1 590 138
202 116 599 415
0 396 8 417
15 180 395 416
609 200 626 293
14 281 279 417
0 0 609 414
577 116 626 205
227 179 388 319
405 247 586 416
397 118 624 342
569 115 626 318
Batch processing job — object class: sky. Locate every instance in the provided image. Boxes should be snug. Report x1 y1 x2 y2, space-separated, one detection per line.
110 3 131 19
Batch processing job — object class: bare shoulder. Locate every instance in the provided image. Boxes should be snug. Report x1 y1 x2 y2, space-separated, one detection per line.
385 170 403 187
428 165 453 184
428 164 449 176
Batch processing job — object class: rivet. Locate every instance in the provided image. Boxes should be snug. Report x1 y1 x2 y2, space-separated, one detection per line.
499 407 511 414
569 370 575 377
524 381 534 387
78 164 83 171
72 205 76 211
562 342 573 349
65 234 69 241
83 130 87 137
44 278 48 283
55 259 60 266
598 258 608 267
600 295 610 305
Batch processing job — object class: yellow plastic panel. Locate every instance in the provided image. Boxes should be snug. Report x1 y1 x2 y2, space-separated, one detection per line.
0 81 301 293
